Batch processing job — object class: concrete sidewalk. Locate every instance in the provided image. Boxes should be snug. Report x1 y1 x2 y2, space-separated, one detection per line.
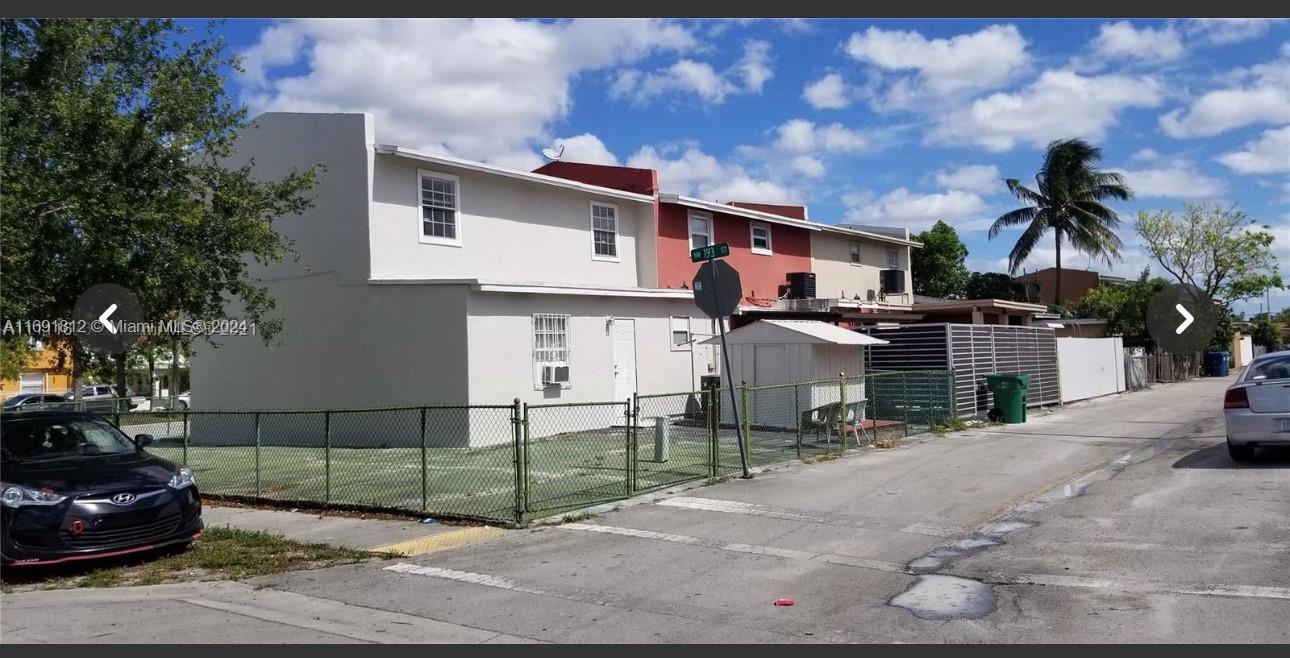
201 505 507 555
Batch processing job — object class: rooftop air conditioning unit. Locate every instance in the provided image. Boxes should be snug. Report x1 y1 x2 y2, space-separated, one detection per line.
880 269 905 294
542 365 571 385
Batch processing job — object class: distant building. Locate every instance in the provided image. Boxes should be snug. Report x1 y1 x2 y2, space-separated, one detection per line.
1014 267 1127 305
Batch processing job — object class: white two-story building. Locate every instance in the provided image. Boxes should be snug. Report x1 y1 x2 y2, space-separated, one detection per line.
195 113 713 436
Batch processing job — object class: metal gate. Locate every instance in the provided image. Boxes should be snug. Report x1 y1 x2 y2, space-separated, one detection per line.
864 323 1060 417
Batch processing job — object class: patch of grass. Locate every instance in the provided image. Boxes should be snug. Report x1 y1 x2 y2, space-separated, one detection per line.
872 436 903 449
559 510 599 523
931 416 970 435
1 527 376 593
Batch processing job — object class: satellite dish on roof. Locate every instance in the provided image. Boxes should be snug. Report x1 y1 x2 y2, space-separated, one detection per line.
541 144 565 161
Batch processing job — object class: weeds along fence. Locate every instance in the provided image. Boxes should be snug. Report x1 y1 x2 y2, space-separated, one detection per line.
52 370 954 526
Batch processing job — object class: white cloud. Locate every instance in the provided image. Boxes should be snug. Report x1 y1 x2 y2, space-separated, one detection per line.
627 145 800 203
844 24 1030 108
771 119 870 154
934 164 1001 195
1090 21 1184 63
1183 19 1288 45
1114 163 1226 199
1131 147 1160 161
843 187 990 231
1160 58 1290 137
736 40 774 92
1216 126 1290 175
611 39 774 105
802 73 852 109
982 245 1159 278
239 19 696 164
549 133 619 166
789 155 825 178
927 70 1163 151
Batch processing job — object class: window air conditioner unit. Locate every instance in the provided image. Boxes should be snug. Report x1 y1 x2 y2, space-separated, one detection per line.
542 365 571 385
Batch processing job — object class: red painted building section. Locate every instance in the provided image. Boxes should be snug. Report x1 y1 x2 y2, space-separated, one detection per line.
532 161 657 196
657 202 813 302
727 202 808 220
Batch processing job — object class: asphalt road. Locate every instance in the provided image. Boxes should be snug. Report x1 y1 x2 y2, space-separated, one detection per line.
5 375 1287 643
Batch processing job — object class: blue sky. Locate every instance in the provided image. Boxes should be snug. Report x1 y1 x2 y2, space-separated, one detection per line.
202 18 1289 313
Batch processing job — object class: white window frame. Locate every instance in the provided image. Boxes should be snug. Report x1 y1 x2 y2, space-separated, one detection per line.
849 241 862 266
590 201 620 262
670 316 692 351
417 169 462 247
749 222 773 255
688 211 713 251
532 313 571 390
885 247 899 269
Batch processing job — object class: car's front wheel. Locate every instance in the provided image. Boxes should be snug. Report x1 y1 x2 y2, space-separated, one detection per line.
1227 441 1255 462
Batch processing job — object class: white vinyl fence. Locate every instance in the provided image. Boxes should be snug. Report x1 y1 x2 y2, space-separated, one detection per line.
1057 336 1126 403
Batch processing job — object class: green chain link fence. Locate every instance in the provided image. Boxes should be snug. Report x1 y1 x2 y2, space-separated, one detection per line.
21 370 954 526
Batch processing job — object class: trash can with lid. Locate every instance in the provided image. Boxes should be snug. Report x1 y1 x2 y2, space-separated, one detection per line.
1205 351 1229 377
985 373 1031 424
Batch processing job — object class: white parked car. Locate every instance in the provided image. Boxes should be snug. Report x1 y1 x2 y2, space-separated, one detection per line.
1224 350 1290 461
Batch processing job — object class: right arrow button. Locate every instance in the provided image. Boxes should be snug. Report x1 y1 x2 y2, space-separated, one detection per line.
1174 304 1194 334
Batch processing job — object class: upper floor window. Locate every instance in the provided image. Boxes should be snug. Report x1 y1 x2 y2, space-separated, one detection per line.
849 241 862 265
750 223 772 255
590 202 619 261
886 247 899 269
419 170 461 246
689 212 712 250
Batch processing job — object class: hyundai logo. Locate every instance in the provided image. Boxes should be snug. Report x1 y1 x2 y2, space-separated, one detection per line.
110 492 136 505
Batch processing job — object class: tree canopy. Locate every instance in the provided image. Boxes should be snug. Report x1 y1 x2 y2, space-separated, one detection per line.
911 221 971 299
1135 203 1284 305
1 19 319 383
1067 268 1169 337
989 138 1131 304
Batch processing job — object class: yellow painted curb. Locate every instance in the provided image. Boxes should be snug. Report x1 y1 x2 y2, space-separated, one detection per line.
373 526 508 557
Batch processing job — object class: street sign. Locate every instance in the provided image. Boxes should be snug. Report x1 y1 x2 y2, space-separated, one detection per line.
693 260 742 318
690 242 730 262
691 257 750 478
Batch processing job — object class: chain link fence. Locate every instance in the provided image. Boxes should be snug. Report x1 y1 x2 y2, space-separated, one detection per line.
11 370 952 525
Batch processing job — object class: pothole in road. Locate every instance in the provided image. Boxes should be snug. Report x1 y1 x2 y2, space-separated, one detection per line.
890 575 996 620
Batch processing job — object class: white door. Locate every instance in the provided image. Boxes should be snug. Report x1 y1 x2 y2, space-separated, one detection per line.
611 319 637 402
752 345 787 426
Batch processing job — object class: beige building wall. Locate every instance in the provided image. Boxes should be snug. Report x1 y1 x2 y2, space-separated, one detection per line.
809 232 912 302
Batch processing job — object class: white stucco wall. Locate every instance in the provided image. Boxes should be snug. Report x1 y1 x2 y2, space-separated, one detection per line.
465 291 712 408
369 154 653 287
810 232 912 302
1056 336 1126 403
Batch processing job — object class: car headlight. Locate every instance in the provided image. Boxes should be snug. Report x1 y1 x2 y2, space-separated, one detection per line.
168 467 196 489
1 484 68 508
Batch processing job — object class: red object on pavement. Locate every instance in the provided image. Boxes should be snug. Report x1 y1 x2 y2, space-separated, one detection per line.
774 598 795 607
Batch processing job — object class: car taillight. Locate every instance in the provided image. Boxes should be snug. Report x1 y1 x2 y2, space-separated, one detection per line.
1224 387 1250 409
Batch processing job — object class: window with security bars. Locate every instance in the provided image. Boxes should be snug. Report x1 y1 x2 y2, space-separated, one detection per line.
886 247 899 269
591 202 618 259
420 172 459 243
533 313 570 365
850 241 862 265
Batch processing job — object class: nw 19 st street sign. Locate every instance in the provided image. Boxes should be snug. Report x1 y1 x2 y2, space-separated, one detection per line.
690 242 730 262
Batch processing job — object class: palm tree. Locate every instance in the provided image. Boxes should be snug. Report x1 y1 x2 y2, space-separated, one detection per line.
990 138 1132 305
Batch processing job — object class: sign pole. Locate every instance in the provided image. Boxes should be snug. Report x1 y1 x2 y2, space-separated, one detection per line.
709 261 750 478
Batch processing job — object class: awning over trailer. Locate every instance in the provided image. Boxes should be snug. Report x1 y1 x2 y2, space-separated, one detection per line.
701 319 889 346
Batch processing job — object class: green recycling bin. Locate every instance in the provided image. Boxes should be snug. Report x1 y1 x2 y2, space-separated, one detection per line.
985 373 1031 424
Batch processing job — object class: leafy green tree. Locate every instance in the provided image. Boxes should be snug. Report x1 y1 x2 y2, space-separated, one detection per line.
911 221 971 298
990 138 1132 304
1250 316 1284 350
1068 268 1169 337
1135 203 1284 305
965 272 1027 301
2 19 319 396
